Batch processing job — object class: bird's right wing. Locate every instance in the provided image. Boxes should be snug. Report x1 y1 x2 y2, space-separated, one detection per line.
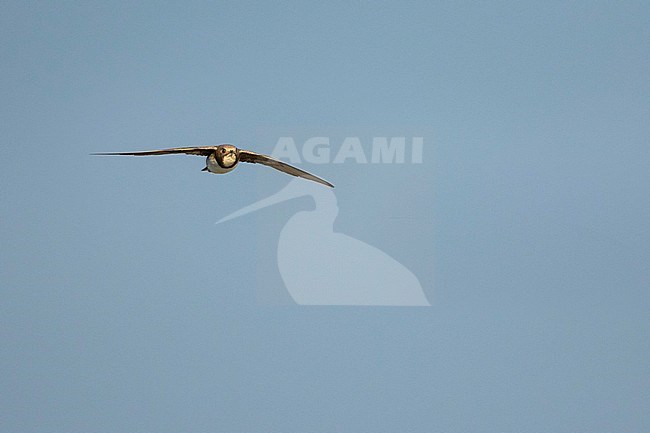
92 146 218 156
238 150 334 188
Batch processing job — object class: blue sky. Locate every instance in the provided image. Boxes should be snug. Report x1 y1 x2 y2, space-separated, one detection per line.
1 1 648 432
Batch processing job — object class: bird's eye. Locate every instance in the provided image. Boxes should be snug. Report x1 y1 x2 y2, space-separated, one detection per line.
221 148 226 153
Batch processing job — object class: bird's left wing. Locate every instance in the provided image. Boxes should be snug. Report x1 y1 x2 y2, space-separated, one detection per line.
92 146 217 156
238 150 334 188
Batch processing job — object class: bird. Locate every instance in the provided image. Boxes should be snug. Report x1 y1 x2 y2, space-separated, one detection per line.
92 144 334 188
217 178 431 306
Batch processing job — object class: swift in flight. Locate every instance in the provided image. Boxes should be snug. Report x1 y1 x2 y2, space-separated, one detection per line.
93 144 334 188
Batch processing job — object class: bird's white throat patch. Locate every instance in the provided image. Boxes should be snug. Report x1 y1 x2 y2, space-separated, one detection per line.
207 153 236 174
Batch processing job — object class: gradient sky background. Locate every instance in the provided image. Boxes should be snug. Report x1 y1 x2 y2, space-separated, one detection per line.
1 1 648 432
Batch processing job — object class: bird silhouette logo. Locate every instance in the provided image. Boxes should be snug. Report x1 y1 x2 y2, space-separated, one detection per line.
218 178 430 306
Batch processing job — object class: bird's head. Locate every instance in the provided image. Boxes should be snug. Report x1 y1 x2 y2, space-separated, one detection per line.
215 145 239 168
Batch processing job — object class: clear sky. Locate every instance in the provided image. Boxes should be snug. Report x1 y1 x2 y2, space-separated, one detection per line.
1 1 648 432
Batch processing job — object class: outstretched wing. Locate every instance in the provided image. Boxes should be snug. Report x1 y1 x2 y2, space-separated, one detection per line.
238 149 334 188
92 146 218 156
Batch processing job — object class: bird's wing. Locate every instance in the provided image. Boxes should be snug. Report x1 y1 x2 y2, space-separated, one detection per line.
238 150 334 188
92 146 218 156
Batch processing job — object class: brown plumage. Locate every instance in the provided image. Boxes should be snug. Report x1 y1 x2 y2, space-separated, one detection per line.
93 144 334 188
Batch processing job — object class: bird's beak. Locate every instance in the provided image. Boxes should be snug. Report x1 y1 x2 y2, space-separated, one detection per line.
201 167 208 172
216 179 309 224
